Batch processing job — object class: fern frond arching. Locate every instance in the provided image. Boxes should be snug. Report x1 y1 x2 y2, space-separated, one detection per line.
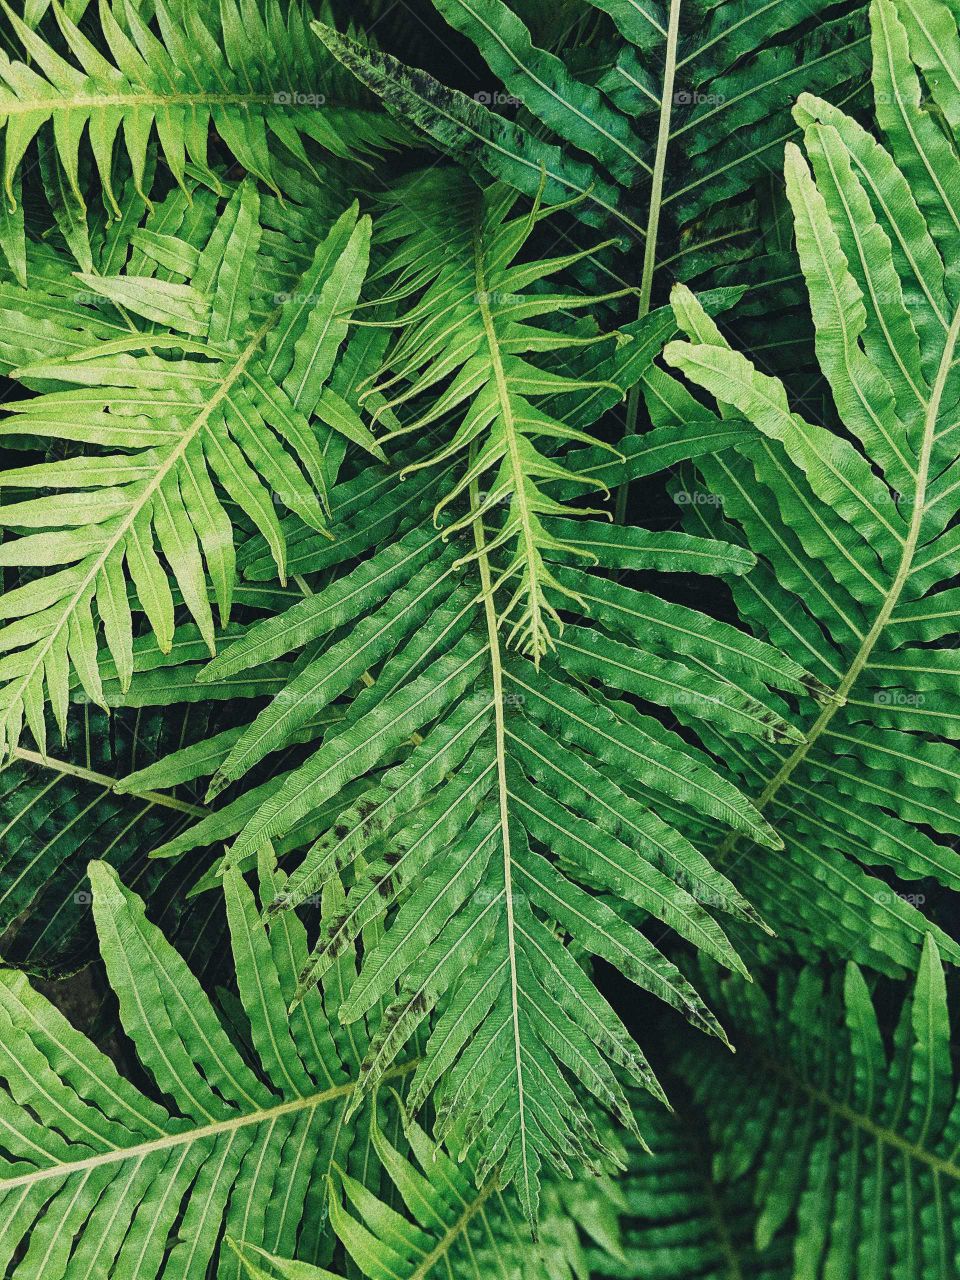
0 181 378 756
0 0 405 277
658 0 960 975
676 937 960 1279
0 851 390 1278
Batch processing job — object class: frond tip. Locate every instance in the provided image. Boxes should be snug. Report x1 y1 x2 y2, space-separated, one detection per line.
365 169 628 663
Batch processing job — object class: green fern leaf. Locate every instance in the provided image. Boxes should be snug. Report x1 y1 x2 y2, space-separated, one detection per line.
0 0 404 275
677 937 960 1279
0 184 374 755
657 0 960 973
0 852 393 1277
323 1091 618 1277
593 1091 789 1279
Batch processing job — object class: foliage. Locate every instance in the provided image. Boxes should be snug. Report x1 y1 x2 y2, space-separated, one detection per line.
661 0 960 976
591 1094 791 1280
0 0 957 1277
314 0 868 267
0 855 386 1278
0 0 404 279
675 939 960 1280
313 0 870 385
140 174 809 1225
0 181 377 755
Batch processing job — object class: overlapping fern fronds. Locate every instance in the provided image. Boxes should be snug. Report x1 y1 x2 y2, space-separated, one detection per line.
315 0 869 291
0 0 956 1275
591 1093 790 1280
0 703 220 977
324 1094 619 1279
123 172 821 1225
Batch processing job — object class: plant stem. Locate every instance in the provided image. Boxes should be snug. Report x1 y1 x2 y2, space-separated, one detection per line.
718 301 960 863
614 0 683 523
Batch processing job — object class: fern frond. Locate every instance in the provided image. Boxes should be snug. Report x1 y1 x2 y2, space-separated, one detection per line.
678 937 960 1279
314 0 871 522
123 278 817 1222
325 1094 602 1277
0 851 392 1277
0 0 404 276
657 0 960 974
593 1093 789 1280
361 169 632 661
0 0 942 1274
0 183 376 755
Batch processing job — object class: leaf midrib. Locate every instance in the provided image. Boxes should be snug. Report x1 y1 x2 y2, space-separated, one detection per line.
467 449 534 1214
6 315 275 729
757 1053 960 1182
613 0 681 522
11 747 204 816
720 300 960 859
0 1060 417 1193
474 214 546 655
408 1173 500 1280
